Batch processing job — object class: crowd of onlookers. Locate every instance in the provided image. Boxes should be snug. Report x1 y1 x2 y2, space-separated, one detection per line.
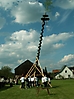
0 76 18 89
0 77 5 88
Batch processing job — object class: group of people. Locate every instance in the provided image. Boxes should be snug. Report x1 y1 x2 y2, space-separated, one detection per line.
20 74 52 95
20 74 38 89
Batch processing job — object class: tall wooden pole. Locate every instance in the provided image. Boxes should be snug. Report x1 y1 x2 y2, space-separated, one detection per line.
36 13 49 61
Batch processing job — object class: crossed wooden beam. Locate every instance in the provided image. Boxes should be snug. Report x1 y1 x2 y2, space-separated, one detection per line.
25 57 44 78
25 58 52 87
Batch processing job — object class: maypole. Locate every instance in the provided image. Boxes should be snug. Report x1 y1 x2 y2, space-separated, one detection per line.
36 14 49 60
36 0 52 69
36 0 52 61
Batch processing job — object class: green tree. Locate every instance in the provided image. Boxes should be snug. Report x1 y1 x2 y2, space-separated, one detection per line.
1 66 12 72
0 66 14 78
43 67 48 75
45 67 47 74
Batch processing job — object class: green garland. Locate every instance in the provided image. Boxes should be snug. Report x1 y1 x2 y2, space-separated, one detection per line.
43 0 53 13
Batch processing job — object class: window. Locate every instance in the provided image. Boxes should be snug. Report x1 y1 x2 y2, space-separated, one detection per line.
65 70 67 73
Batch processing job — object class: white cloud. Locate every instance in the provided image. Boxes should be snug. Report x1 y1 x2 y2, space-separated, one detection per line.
55 12 60 18
0 30 74 71
0 0 45 24
0 16 6 29
11 1 44 24
53 43 64 49
0 0 16 10
49 12 60 21
60 54 74 62
59 54 74 66
43 32 74 43
54 0 74 9
42 32 74 55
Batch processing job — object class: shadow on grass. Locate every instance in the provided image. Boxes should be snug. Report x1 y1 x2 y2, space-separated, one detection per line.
36 92 56 97
0 85 11 91
50 93 56 95
52 85 60 88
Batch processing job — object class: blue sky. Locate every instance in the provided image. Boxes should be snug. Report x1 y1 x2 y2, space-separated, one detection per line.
0 0 74 72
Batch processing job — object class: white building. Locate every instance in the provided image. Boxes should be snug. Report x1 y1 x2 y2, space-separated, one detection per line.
55 66 74 79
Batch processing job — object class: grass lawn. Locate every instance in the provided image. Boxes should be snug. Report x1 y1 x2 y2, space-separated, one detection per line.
0 79 74 99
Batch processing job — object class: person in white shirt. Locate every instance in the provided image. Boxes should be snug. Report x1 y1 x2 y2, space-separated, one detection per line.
20 74 25 88
42 75 48 87
37 75 50 95
41 75 50 95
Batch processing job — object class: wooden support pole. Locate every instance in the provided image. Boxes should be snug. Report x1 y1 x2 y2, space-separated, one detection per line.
25 64 35 78
34 64 44 76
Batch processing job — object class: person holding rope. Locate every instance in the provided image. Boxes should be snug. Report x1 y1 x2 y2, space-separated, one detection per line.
42 75 50 94
37 74 52 95
20 74 26 89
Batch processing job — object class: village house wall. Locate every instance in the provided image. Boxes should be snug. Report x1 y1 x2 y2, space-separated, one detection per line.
55 66 74 79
